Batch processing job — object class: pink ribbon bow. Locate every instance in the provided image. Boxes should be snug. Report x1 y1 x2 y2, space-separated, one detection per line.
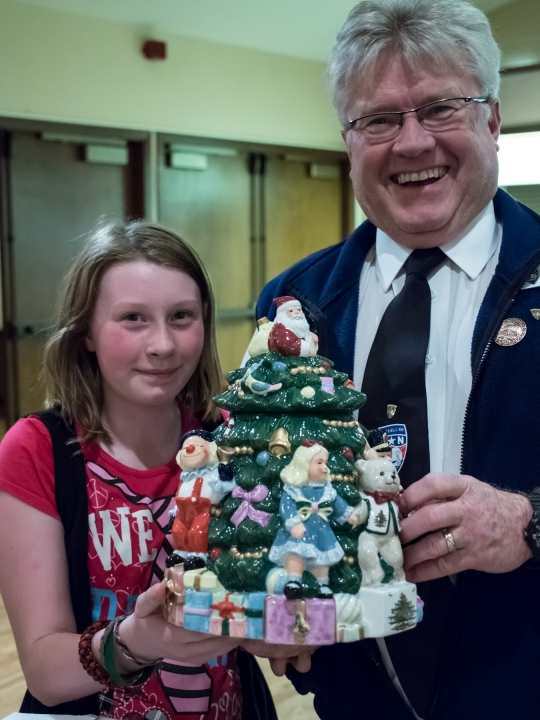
230 484 273 527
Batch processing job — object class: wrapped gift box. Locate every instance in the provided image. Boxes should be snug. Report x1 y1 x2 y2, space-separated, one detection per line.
209 617 248 637
265 596 336 645
335 592 364 643
162 565 185 626
183 588 213 632
245 592 266 639
184 568 224 591
209 593 246 637
337 623 365 642
360 581 417 638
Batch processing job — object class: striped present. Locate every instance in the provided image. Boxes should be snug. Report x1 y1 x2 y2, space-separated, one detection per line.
183 588 213 632
209 593 247 637
245 592 266 639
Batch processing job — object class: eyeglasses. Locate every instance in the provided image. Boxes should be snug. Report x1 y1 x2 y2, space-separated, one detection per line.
347 97 489 142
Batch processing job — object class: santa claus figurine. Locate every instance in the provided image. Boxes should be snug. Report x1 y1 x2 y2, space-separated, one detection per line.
170 430 235 569
268 296 319 357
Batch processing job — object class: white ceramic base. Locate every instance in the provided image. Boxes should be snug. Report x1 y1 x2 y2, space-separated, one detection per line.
360 581 417 638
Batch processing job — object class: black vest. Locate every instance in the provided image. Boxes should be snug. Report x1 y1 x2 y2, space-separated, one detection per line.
20 409 276 720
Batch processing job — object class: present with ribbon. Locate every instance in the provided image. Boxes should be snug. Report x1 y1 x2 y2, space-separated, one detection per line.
183 588 214 632
230 484 273 527
265 595 336 645
162 565 185 626
184 568 224 591
245 591 266 639
209 593 247 637
209 616 247 637
335 592 364 643
337 623 365 642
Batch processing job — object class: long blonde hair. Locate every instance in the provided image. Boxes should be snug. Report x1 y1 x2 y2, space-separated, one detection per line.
280 443 328 487
42 221 223 443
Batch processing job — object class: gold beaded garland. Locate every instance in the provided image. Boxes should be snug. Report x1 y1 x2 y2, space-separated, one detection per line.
230 545 267 560
330 473 355 482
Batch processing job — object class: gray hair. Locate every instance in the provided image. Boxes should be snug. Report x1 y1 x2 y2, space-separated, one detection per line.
328 0 501 124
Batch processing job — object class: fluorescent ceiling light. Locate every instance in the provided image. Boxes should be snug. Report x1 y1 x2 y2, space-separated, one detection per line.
498 131 540 186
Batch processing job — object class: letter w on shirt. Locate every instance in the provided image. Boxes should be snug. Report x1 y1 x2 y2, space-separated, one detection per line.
89 506 133 571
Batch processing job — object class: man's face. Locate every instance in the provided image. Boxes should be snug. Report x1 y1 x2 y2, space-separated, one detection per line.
342 56 501 248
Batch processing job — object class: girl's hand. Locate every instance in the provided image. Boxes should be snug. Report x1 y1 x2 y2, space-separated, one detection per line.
291 523 306 539
119 583 240 666
242 639 317 676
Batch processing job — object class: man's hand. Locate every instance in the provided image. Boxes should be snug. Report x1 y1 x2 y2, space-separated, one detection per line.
241 639 317 676
400 473 533 583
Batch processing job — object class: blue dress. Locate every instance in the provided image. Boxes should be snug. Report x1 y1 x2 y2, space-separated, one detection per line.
269 483 352 569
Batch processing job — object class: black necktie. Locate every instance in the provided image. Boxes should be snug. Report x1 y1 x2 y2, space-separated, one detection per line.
360 247 454 719
360 246 446 487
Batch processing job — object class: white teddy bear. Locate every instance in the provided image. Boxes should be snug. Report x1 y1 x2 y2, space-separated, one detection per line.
353 454 406 587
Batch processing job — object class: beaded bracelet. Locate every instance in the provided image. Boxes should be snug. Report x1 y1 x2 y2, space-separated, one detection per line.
78 620 114 687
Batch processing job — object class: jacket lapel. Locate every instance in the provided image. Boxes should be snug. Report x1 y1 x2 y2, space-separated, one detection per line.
471 189 540 374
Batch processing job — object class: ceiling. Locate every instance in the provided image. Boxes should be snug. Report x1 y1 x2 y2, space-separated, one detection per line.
7 0 516 62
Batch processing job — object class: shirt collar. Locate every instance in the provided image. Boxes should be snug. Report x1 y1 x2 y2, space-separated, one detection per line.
375 201 498 291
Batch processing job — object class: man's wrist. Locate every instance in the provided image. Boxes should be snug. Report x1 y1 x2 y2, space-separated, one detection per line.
523 489 540 559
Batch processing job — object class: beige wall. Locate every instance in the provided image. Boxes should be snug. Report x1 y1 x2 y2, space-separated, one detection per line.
499 71 540 129
0 0 344 150
488 0 540 131
1 0 538 147
488 0 540 69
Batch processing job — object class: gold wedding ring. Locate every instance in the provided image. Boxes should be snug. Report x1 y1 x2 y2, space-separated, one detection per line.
442 528 457 554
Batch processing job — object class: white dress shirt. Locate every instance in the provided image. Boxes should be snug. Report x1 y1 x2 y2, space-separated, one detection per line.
354 201 502 476
354 201 501 718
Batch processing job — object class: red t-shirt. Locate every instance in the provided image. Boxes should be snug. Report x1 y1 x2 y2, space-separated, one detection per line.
0 410 241 720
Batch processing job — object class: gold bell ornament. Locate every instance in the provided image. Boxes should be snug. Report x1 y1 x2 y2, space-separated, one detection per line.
268 428 291 457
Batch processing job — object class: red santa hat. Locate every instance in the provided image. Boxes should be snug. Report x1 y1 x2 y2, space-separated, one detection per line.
273 296 301 313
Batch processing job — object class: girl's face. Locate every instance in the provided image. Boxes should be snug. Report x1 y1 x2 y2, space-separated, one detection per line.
308 450 329 483
86 260 205 409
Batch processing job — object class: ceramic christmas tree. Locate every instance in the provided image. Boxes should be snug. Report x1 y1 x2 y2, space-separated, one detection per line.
163 296 419 644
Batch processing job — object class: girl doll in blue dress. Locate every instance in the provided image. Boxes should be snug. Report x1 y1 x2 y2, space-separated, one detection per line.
269 440 360 599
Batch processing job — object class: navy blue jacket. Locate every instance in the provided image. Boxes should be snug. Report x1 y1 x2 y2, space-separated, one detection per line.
257 189 540 719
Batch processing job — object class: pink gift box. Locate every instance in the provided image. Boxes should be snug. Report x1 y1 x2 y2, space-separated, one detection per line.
264 595 336 645
209 616 247 637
